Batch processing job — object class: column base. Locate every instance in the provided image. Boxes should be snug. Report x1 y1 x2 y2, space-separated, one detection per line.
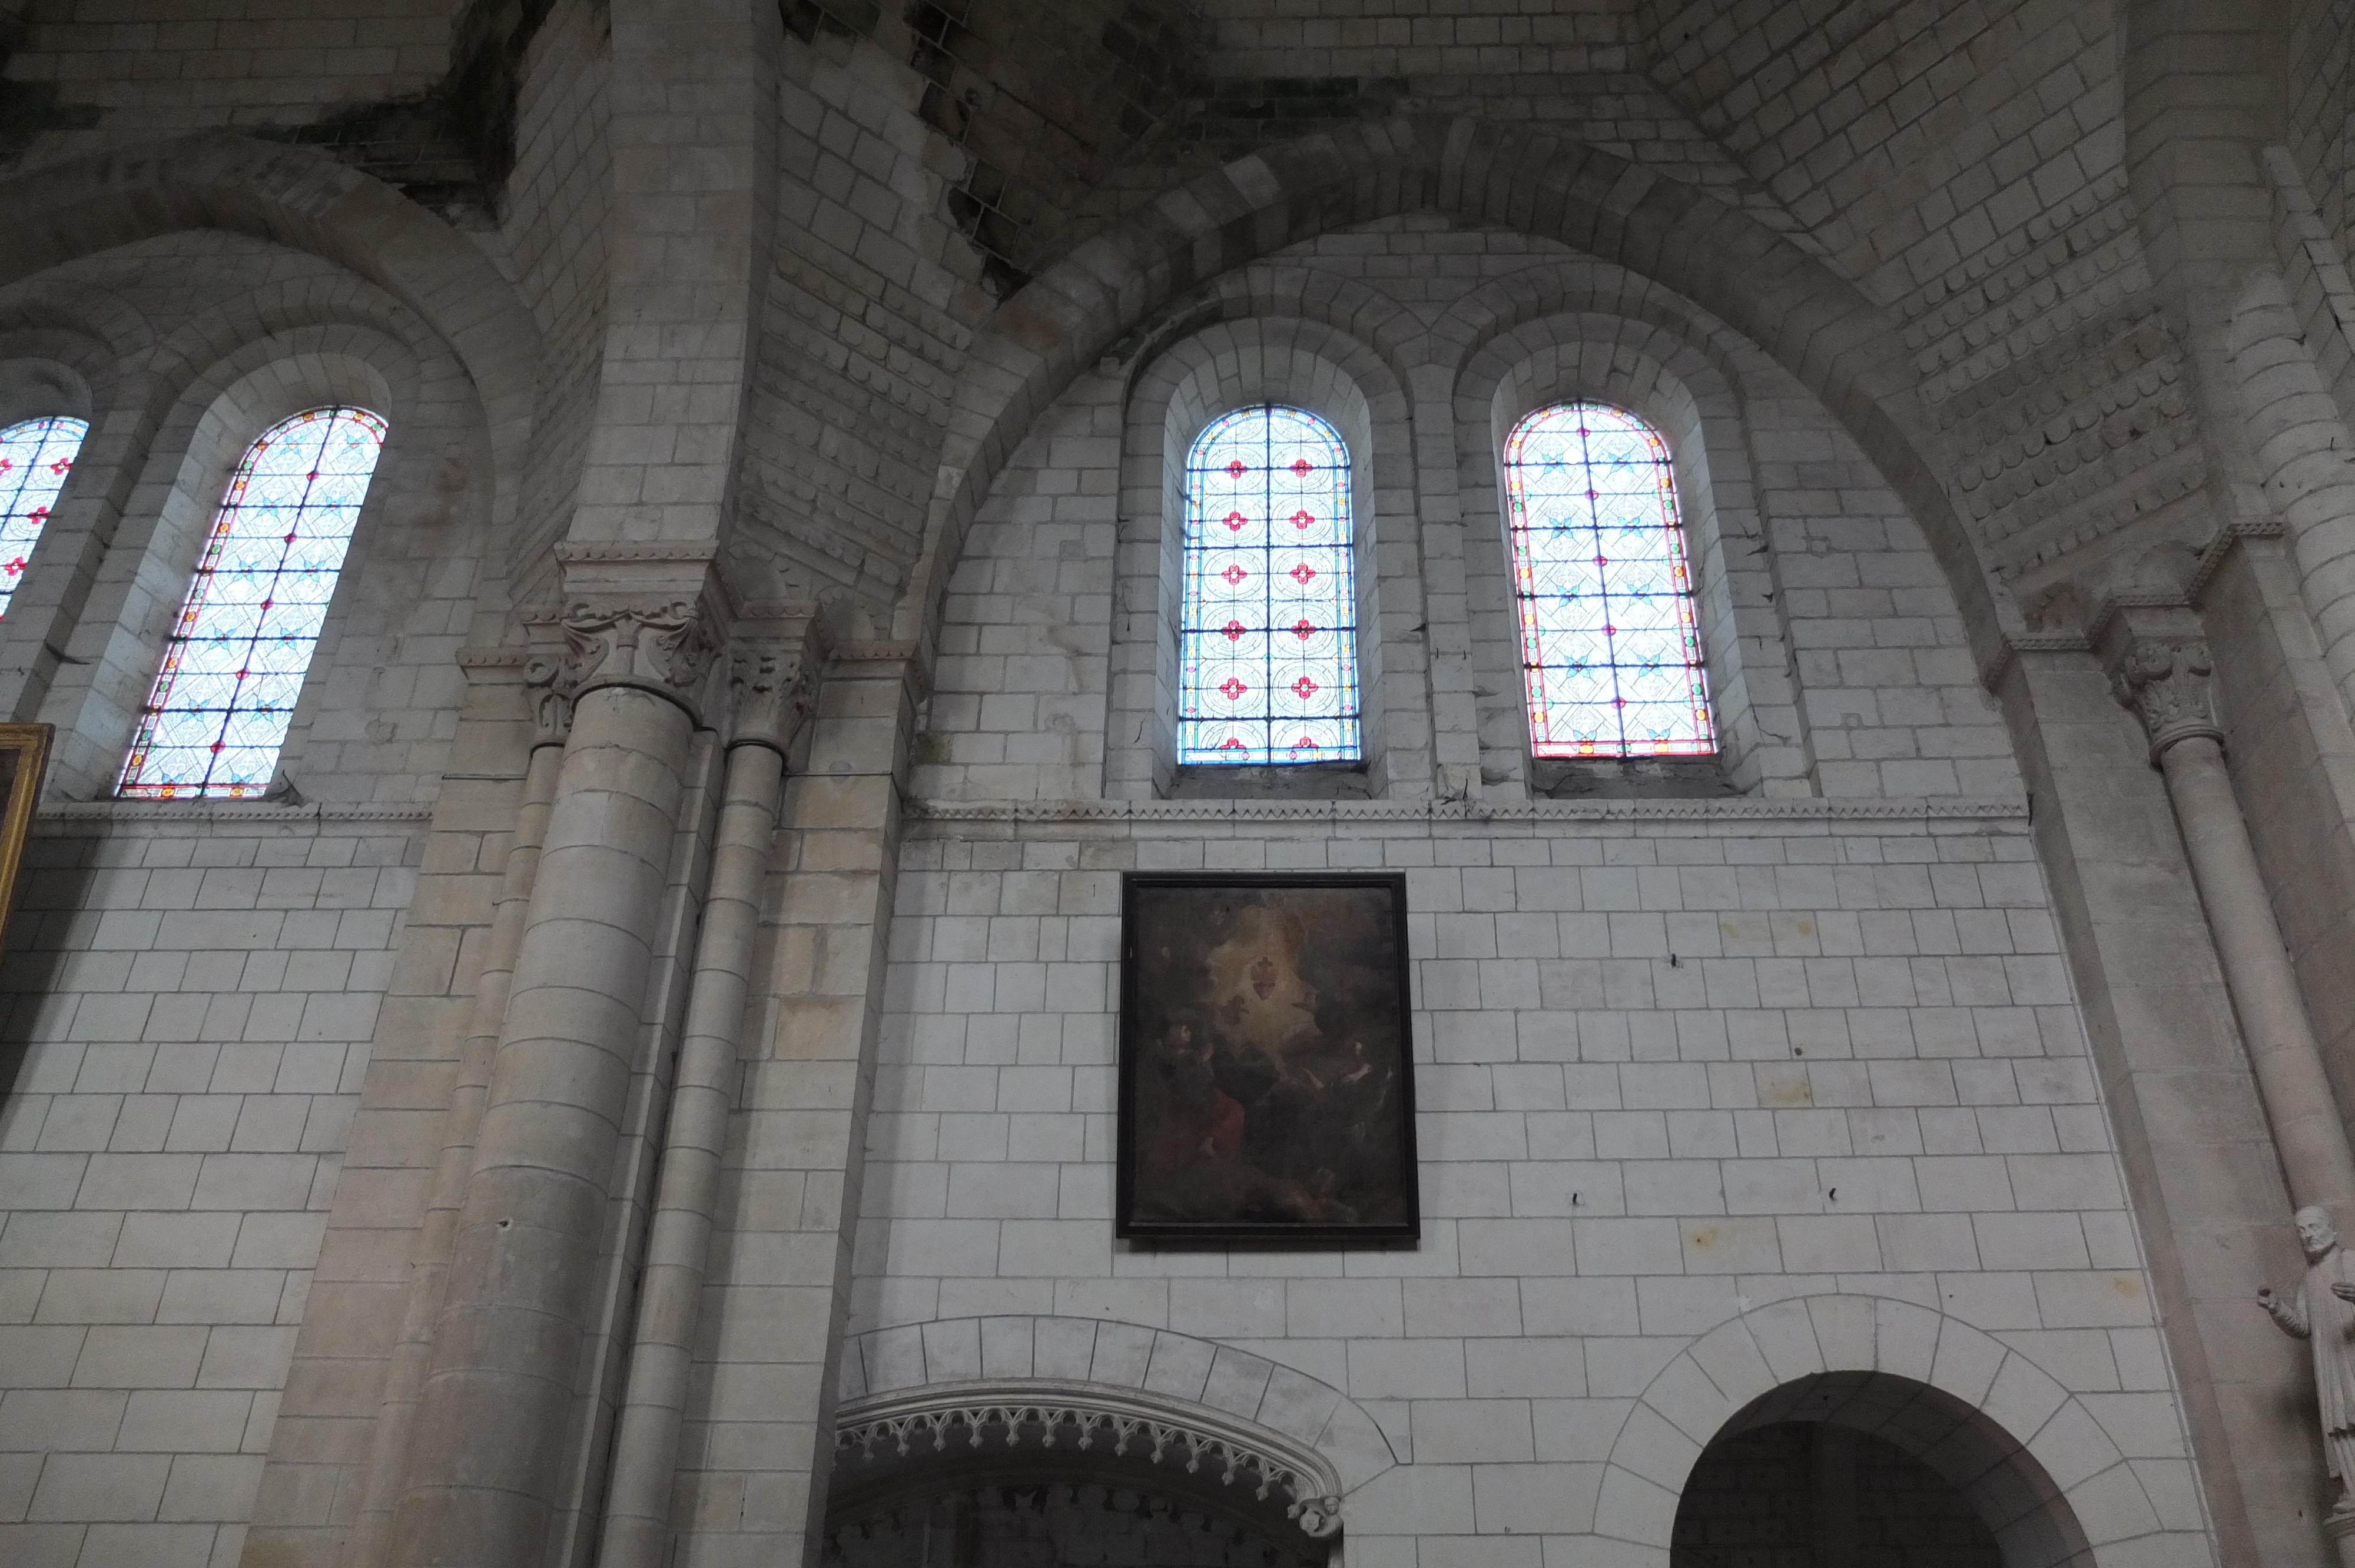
2325 1497 2355 1568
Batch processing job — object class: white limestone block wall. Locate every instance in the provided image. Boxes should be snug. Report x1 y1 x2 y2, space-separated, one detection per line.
0 811 419 1568
911 217 2025 806
849 806 2208 1563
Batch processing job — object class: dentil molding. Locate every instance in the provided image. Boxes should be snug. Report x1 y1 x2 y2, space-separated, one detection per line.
908 795 2031 825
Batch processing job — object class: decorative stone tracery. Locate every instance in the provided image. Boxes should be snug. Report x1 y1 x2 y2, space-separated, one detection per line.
833 1381 1347 1539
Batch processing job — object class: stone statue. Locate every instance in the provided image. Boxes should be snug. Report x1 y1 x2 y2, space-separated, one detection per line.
2260 1205 2355 1514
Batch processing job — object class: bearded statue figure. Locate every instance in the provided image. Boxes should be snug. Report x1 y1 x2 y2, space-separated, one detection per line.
2261 1206 2355 1519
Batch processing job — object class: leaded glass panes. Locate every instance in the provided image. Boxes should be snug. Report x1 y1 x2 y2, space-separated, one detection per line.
118 406 387 799
1178 405 1361 765
0 416 87 619
1503 403 1715 758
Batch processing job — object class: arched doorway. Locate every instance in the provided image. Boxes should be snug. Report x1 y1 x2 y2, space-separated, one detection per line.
1672 1371 2093 1568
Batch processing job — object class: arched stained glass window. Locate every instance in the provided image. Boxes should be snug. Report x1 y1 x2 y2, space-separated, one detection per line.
1179 405 1361 765
1503 403 1715 758
0 416 88 619
118 405 387 799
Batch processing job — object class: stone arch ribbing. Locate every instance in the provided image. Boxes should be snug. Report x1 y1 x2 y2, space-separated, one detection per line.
1112 264 1427 411
1593 1294 2203 1568
836 1315 1398 1506
899 115 2012 673
0 133 538 542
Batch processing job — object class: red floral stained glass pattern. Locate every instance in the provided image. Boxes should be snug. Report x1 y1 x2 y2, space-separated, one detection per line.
1178 406 1361 764
118 406 387 799
1502 403 1715 758
0 417 88 619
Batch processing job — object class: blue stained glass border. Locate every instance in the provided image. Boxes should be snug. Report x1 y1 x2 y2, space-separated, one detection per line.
1177 405 1363 766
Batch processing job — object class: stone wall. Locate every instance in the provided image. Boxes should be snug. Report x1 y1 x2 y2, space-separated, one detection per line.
847 802 2204 1563
0 810 421 1568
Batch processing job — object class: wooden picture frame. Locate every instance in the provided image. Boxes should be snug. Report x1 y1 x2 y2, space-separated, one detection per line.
1117 872 1419 1243
0 723 49 955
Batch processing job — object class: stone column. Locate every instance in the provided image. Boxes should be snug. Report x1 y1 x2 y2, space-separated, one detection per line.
342 650 575 1568
596 623 821 1568
2102 604 2355 1215
389 568 719 1568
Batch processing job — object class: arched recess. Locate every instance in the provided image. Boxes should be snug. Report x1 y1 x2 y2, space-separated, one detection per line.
1592 1295 2207 1568
0 343 101 428
1111 314 1427 799
1453 308 1809 799
835 1315 1397 1540
36 324 426 797
897 116 2015 679
0 133 538 553
829 1379 1347 1557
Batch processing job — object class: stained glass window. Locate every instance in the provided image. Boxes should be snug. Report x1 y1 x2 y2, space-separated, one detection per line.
1179 405 1361 765
1503 403 1715 758
0 416 87 619
118 406 386 799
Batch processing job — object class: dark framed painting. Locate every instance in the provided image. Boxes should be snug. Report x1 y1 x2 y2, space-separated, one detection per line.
0 723 49 954
1117 872 1419 1242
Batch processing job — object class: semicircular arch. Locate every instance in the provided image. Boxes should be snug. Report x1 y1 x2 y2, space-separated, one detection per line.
1454 310 1807 795
1594 1294 2198 1568
1110 311 1422 796
0 132 537 547
900 115 2009 669
836 1314 1398 1523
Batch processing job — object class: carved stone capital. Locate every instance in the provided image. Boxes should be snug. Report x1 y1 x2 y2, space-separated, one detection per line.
550 542 724 719
2095 603 2224 763
522 646 577 748
560 597 718 708
728 617 827 754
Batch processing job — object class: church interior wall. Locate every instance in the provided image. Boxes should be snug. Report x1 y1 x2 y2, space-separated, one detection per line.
0 808 424 1568
1 2 2353 1566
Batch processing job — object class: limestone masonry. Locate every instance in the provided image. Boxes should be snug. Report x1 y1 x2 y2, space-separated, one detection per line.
0 2 2350 1566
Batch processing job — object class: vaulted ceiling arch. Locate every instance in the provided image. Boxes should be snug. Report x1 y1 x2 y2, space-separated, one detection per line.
900 114 2018 673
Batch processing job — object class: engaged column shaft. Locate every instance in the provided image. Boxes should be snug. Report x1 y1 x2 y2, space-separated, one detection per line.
389 683 697 1568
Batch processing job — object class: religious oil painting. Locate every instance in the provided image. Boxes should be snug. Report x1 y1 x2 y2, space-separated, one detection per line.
1118 873 1418 1241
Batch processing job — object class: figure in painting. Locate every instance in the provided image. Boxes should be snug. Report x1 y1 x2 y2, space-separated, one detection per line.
2259 1205 2355 1515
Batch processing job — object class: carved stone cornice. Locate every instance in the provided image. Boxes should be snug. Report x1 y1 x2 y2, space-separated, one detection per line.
905 795 2033 825
832 1380 1345 1539
728 616 828 755
2094 601 2224 763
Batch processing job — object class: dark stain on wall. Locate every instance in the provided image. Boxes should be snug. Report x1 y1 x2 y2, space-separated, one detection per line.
259 0 575 221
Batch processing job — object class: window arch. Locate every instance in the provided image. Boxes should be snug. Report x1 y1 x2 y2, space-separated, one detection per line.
118 405 387 799
1178 405 1361 765
0 416 88 619
1502 402 1715 758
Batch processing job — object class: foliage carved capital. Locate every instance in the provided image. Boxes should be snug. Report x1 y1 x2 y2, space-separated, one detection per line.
2101 614 2223 763
729 626 825 755
558 596 719 713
